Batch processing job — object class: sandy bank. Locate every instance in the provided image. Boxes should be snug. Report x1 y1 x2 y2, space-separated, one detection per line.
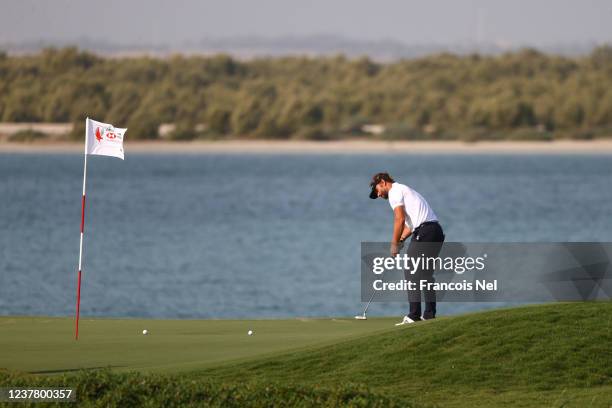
2 139 612 154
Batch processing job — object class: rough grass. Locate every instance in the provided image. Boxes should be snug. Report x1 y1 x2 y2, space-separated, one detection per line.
0 370 413 408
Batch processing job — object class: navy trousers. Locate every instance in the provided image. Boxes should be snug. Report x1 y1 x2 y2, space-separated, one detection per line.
404 222 445 320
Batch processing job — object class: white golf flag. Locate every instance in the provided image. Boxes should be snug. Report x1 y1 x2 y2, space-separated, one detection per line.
85 117 127 160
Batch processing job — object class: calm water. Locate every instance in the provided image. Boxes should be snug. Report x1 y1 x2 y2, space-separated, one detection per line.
1 153 611 318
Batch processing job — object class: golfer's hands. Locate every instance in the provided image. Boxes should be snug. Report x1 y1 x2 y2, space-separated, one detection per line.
390 242 403 257
400 226 412 242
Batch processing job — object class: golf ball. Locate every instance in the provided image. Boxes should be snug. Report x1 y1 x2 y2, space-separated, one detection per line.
142 329 148 335
248 330 253 336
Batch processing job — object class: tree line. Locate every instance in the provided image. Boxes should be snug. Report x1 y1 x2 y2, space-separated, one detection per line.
0 46 611 140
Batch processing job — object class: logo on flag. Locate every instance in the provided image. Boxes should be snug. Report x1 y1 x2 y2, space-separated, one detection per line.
86 118 127 160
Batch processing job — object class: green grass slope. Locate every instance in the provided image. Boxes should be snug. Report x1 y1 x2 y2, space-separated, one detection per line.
196 302 611 407
0 303 610 407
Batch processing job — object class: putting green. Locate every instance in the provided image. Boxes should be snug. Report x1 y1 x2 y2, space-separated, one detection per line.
1 304 610 407
0 316 396 374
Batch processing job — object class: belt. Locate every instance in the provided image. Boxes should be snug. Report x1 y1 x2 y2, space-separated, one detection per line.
414 220 439 232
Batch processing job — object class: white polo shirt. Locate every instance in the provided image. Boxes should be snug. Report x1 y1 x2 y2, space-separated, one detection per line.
388 182 438 230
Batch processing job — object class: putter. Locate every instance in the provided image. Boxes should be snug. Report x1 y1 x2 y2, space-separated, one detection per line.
355 291 375 320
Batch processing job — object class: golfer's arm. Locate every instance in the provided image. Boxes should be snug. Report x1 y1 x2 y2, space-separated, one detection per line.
401 225 412 241
392 206 406 243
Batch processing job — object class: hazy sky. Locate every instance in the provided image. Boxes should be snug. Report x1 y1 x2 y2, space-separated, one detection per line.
1 0 611 46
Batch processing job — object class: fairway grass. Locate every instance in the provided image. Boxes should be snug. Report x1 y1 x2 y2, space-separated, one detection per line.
1 303 610 407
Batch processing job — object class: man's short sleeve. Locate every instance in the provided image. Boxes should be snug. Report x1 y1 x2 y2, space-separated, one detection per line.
388 187 404 209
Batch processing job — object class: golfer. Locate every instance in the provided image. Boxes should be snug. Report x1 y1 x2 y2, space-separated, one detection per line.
369 172 445 325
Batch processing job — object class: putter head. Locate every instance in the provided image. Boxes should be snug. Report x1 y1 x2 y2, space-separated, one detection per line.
354 315 367 320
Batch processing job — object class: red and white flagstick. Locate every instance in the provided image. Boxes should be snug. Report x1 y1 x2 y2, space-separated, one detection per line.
75 137 88 340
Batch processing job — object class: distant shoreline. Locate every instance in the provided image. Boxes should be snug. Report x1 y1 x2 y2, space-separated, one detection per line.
2 139 612 154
